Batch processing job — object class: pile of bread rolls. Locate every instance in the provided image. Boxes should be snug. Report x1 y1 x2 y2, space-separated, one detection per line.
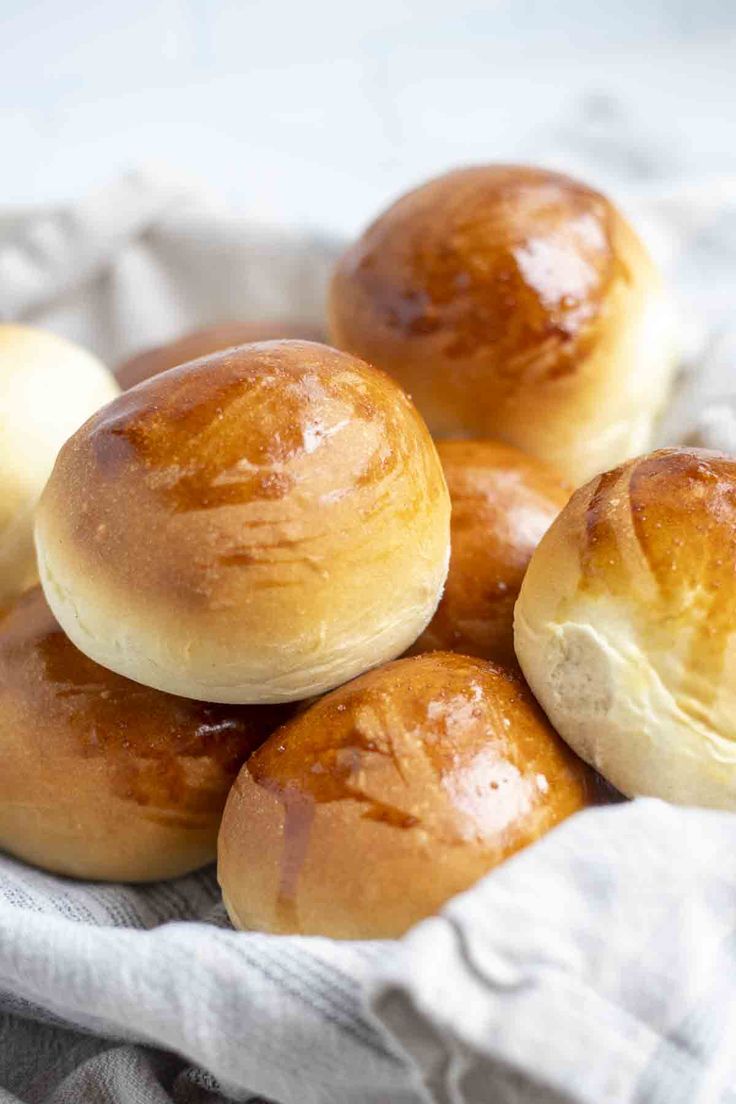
2 163 723 941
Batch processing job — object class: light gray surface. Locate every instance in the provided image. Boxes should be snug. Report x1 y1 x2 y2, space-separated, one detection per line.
1 2 736 234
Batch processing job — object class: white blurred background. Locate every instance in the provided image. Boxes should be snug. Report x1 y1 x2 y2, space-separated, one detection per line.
2 0 735 235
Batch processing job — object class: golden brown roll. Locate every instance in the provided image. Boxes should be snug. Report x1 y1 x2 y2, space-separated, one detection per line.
515 447 736 810
0 324 119 607
329 165 676 485
117 320 325 389
218 651 598 939
36 340 450 704
410 440 570 664
0 587 287 881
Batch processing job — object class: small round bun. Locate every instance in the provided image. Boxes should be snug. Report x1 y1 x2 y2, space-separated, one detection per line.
330 165 676 485
0 587 287 881
410 440 570 664
117 320 325 389
0 324 119 606
218 652 598 939
36 340 450 703
515 447 736 810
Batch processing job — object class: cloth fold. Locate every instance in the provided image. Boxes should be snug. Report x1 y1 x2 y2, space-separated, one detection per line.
0 856 411 1104
0 170 338 365
370 800 736 1104
3 173 736 1104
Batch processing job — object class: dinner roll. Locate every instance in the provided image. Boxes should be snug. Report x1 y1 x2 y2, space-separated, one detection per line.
218 652 598 939
0 587 287 881
515 447 736 810
329 165 676 485
117 319 325 389
0 325 119 607
410 441 570 664
36 341 450 703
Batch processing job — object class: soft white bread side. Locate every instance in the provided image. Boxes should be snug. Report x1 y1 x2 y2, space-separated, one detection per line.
0 324 119 606
515 448 736 808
